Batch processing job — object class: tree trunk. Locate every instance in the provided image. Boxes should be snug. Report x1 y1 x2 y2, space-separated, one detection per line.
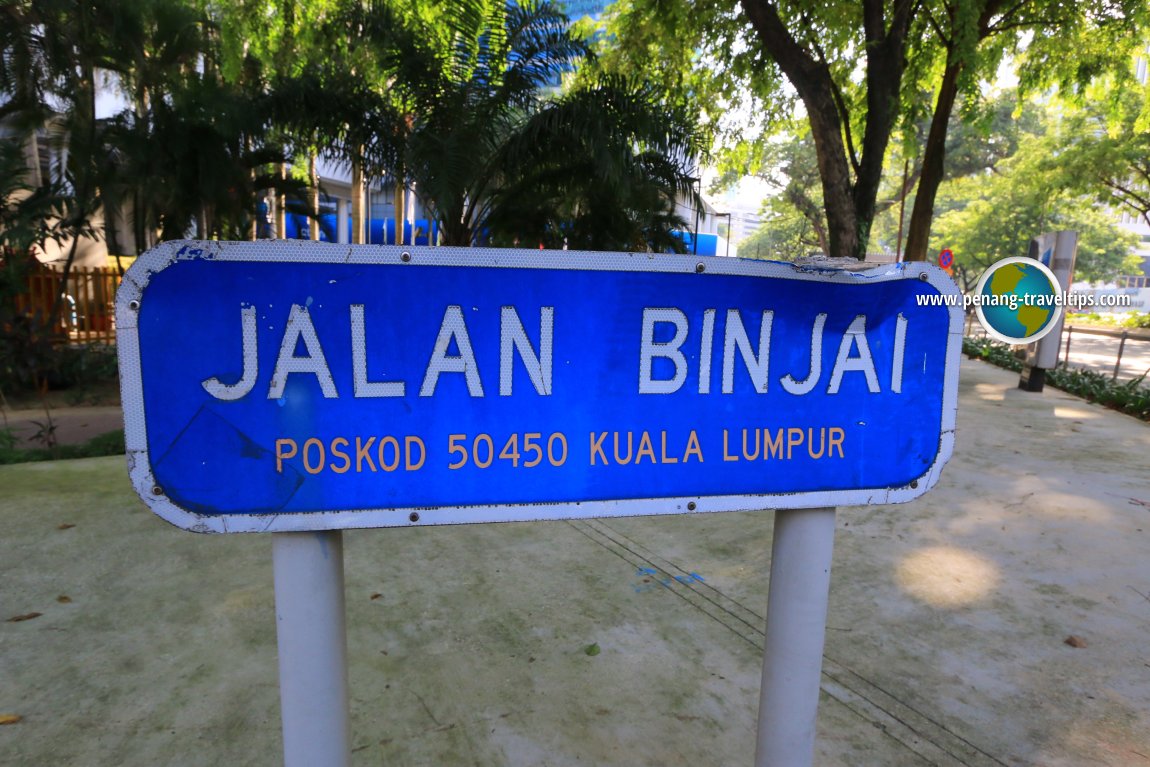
736 0 915 261
739 0 913 260
441 221 469 247
276 162 287 238
904 57 962 262
806 95 861 259
904 0 1006 262
895 158 909 259
247 135 257 240
351 154 365 245
850 5 910 261
104 200 123 271
440 201 470 246
132 77 150 254
309 154 320 241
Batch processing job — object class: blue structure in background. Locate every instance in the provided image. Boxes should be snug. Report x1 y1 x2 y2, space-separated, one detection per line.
672 231 719 256
264 202 706 253
280 213 440 246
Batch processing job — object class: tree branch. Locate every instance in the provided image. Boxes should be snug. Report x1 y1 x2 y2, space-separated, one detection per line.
922 4 950 44
810 39 860 176
889 0 918 44
977 0 1008 35
1128 161 1150 189
1103 177 1150 216
989 0 1030 31
987 17 1066 34
784 183 829 256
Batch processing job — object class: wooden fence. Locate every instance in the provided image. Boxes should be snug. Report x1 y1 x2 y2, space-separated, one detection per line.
15 266 121 344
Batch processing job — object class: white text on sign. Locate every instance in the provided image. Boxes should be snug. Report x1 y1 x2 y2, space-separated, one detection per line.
202 306 908 399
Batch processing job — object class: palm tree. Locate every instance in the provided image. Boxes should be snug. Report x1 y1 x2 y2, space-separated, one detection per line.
486 74 704 251
259 0 440 244
404 0 586 246
403 1 706 250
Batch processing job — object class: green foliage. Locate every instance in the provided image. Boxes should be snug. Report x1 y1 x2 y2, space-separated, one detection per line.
485 75 704 251
47 345 119 391
2 0 707 252
930 101 1140 289
869 92 1043 255
1067 312 1150 330
738 196 825 262
721 131 827 257
0 338 119 400
1123 313 1150 330
963 336 1150 420
597 0 1150 261
0 183 58 397
962 336 1024 372
0 428 125 465
1048 367 1150 421
1053 80 1150 227
403 0 594 245
0 143 75 255
589 0 768 141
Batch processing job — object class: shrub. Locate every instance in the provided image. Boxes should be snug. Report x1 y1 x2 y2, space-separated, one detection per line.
1121 313 1150 330
962 336 1022 372
0 428 124 465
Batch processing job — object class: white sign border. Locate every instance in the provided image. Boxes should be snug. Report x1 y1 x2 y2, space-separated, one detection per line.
116 240 963 533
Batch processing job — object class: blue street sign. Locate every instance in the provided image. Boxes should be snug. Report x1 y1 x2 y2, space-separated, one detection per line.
117 241 962 533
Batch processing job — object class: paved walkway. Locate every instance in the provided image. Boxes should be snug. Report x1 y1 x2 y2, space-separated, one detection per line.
1 358 1149 766
3 405 123 450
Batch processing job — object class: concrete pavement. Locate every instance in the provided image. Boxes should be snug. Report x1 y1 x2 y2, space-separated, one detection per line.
1 357 1149 766
3 405 123 450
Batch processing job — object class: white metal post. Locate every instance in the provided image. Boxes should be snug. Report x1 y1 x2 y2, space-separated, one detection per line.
273 531 351 767
755 507 836 767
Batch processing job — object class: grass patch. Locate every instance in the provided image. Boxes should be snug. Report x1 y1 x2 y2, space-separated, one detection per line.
0 428 125 465
963 336 1150 421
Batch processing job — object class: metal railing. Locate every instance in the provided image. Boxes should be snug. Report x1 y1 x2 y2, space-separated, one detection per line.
14 266 121 344
1061 324 1150 381
965 317 1150 381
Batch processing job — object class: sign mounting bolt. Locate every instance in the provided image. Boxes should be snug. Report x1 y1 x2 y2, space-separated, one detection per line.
919 272 929 281
401 252 411 263
687 502 697 511
408 512 420 523
152 485 164 496
129 300 140 311
695 263 706 274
